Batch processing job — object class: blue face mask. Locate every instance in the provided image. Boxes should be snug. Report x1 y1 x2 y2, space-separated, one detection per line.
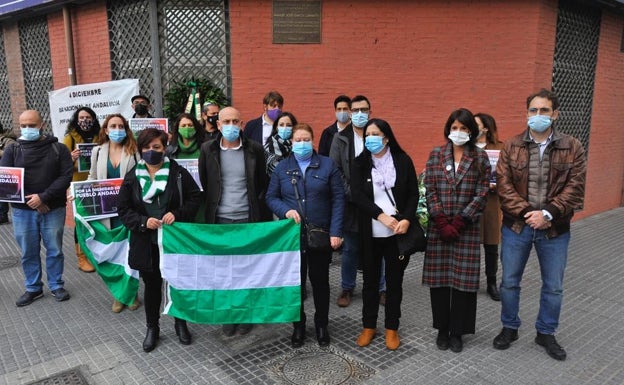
141 150 164 165
221 124 240 142
528 115 552 133
365 135 385 154
20 127 41 141
277 126 292 140
335 111 350 124
108 129 127 144
292 141 313 160
351 112 369 128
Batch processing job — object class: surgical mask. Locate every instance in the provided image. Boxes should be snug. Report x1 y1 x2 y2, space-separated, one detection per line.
221 124 240 142
527 115 552 133
448 131 470 146
134 104 149 116
292 141 313 160
351 111 369 128
335 111 350 124
108 129 126 143
476 142 487 149
142 150 164 165
78 119 94 131
365 135 385 154
20 127 41 141
206 115 218 129
178 127 196 139
267 108 282 122
278 126 292 140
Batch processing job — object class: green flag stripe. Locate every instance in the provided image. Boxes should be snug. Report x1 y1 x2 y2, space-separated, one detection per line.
164 285 301 324
161 220 300 255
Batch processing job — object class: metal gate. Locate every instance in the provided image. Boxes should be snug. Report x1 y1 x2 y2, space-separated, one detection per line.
107 0 229 116
0 29 12 131
552 0 601 151
19 15 53 133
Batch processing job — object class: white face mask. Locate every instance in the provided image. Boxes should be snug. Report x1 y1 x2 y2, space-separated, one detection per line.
448 131 470 146
476 142 487 149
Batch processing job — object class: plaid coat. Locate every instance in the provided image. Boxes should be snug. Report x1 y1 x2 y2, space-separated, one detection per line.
422 142 491 292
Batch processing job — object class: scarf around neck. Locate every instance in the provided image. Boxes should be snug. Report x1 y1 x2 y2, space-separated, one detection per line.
371 149 396 189
135 157 170 203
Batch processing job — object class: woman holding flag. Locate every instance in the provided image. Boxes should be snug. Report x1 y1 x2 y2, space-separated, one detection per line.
117 128 201 353
85 114 141 313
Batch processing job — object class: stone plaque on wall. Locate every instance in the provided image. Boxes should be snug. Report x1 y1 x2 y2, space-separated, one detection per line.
273 0 321 44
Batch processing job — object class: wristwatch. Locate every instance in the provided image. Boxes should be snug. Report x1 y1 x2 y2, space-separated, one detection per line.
542 210 553 222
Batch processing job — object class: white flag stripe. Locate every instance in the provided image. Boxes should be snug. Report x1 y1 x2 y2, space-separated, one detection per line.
85 238 139 279
161 250 301 290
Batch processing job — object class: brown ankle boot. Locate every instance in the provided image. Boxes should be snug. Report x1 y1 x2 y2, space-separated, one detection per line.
112 299 125 313
385 329 400 350
356 328 376 347
128 295 141 311
76 244 95 272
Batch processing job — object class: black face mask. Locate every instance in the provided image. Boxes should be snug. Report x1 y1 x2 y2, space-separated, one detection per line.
142 150 164 165
135 104 149 116
206 115 218 130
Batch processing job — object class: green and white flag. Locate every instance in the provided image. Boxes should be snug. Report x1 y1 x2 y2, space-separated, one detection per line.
159 220 301 324
75 217 140 305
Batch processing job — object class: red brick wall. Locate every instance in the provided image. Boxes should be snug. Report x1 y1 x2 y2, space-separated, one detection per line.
577 10 624 219
229 0 558 171
49 1 111 89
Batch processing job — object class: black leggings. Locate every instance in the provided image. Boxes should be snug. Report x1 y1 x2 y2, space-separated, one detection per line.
430 287 477 336
140 244 163 328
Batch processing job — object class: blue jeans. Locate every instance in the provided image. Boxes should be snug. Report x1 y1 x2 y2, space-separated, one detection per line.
500 225 570 335
341 230 386 292
12 207 67 292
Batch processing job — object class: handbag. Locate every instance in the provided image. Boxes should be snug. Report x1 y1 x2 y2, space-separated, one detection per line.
291 177 332 252
384 188 427 258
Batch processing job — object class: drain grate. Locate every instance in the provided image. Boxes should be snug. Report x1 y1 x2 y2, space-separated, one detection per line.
27 369 88 385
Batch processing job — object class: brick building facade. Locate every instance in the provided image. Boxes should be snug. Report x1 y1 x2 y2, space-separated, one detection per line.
0 0 623 219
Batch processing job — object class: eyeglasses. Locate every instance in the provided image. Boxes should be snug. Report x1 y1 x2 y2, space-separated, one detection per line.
528 107 553 115
351 108 370 113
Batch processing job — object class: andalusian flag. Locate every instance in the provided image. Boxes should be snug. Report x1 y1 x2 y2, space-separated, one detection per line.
159 220 301 324
75 218 140 305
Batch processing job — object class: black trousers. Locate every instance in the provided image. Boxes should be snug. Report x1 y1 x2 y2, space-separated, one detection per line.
296 247 331 328
362 236 409 330
140 243 163 328
483 244 499 281
430 287 477 336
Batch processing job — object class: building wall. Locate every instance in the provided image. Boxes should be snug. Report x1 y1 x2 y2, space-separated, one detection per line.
229 0 559 171
578 9 624 220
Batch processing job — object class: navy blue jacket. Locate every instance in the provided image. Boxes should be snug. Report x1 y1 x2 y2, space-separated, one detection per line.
266 152 344 237
243 115 264 145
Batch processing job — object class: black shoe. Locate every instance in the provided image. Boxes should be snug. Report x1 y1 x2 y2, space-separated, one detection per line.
238 324 253 335
174 318 191 345
222 324 237 337
449 334 463 353
0 214 9 224
16 290 44 307
487 283 501 301
143 326 160 352
436 330 449 350
51 288 70 302
291 324 306 348
493 327 518 350
535 332 567 361
316 326 330 347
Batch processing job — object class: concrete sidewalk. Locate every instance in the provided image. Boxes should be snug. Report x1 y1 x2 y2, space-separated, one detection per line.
0 207 622 385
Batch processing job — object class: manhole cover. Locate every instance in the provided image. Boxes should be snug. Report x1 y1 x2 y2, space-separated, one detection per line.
283 351 351 384
27 368 88 385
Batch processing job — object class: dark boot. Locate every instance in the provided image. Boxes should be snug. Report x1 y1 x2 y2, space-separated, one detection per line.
487 277 501 301
291 322 306 348
316 325 330 347
174 318 191 345
143 326 160 352
484 244 500 301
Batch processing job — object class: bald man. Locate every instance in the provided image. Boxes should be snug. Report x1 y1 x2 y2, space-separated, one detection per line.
0 110 73 306
198 106 270 336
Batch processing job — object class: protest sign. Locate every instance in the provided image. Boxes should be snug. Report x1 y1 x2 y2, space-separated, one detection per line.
71 178 123 221
77 143 97 173
175 159 202 191
128 118 168 137
0 167 24 203
485 150 500 185
49 79 139 139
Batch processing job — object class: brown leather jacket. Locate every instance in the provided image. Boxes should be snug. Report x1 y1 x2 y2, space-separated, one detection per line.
496 129 586 238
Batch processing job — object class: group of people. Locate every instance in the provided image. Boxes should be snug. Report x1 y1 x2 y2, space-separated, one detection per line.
0 88 586 362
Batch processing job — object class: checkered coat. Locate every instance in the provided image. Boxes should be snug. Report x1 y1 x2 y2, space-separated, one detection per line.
422 142 491 292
